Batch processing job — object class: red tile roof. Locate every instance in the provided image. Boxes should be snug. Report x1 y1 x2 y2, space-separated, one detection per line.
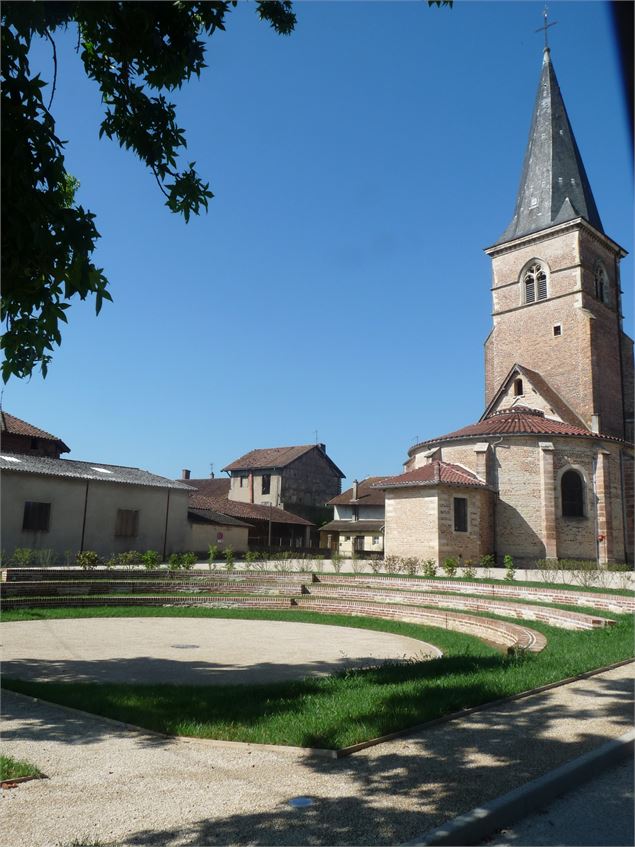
188 493 313 526
0 412 70 453
183 478 231 497
327 476 389 506
222 444 344 477
375 461 488 490
408 407 621 456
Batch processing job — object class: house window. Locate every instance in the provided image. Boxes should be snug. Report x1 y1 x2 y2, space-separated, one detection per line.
594 262 607 303
344 535 351 541
524 262 547 304
561 470 585 517
239 475 245 488
513 378 523 396
553 324 562 337
372 536 380 545
22 501 51 532
261 474 271 495
351 505 359 521
453 497 468 532
115 509 139 538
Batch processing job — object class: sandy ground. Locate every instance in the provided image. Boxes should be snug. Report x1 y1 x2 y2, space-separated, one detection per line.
2 654 632 847
1 617 439 686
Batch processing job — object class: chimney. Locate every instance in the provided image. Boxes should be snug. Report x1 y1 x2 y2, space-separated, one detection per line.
318 443 326 452
352 479 359 500
181 469 191 480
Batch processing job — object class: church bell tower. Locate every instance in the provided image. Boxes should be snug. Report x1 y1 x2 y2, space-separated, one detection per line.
484 47 634 442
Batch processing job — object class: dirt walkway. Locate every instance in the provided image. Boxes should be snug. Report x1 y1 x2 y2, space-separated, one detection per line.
2 662 632 847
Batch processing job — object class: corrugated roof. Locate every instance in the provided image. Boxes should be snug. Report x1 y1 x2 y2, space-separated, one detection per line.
320 520 384 533
327 477 388 506
187 508 251 528
1 411 70 453
409 407 622 456
495 48 603 245
188 493 313 526
376 461 487 490
0 453 194 490
222 444 345 477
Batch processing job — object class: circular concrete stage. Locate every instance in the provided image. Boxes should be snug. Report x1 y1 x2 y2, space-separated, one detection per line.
2 618 440 686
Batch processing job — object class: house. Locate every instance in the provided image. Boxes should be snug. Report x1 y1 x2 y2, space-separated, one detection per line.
1 449 192 560
221 443 345 525
319 478 387 555
1 411 70 459
379 46 633 566
179 474 313 549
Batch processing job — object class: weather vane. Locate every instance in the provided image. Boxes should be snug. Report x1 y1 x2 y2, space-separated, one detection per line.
535 3 558 49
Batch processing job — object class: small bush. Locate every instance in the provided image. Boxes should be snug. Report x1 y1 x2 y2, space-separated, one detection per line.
11 548 34 566
402 557 420 576
503 554 516 581
422 559 437 578
142 550 160 570
442 557 458 578
181 552 197 571
207 544 220 571
462 560 476 579
224 546 234 572
351 556 366 574
384 555 402 575
312 557 325 573
536 558 559 583
369 558 383 574
33 548 56 567
76 550 101 570
331 551 343 573
168 553 182 571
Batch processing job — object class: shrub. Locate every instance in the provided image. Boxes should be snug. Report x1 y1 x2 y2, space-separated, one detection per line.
536 558 559 583
312 556 325 573
442 557 458 578
11 548 34 566
207 545 220 571
331 551 343 574
245 551 258 565
181 552 197 571
384 555 401 575
142 550 160 570
107 550 142 570
607 563 633 590
402 557 420 576
462 560 476 579
422 559 437 578
503 554 516 581
33 548 56 567
369 558 383 574
224 546 234 572
351 556 366 574
76 550 101 570
168 553 182 571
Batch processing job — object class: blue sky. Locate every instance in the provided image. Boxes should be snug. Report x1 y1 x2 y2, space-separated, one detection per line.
6 1 633 485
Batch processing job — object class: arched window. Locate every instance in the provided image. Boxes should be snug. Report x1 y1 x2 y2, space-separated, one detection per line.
594 262 607 303
513 378 523 396
523 262 548 304
561 469 585 517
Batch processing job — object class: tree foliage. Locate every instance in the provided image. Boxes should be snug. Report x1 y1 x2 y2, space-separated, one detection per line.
1 1 296 381
1 1 449 382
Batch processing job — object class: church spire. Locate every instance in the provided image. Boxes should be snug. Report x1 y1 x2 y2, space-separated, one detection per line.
496 48 603 245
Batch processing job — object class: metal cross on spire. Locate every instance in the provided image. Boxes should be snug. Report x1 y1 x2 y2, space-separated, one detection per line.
535 4 558 49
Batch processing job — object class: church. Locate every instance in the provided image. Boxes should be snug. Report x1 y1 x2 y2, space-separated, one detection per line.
379 45 634 567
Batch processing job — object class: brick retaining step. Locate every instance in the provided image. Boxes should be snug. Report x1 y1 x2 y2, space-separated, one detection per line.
1 568 308 584
2 595 293 611
0 580 306 599
305 586 614 631
317 575 635 614
293 597 547 653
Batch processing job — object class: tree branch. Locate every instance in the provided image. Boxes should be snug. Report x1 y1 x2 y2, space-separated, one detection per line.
44 30 58 111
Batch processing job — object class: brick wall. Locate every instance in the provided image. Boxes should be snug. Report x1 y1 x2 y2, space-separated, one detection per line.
280 447 342 509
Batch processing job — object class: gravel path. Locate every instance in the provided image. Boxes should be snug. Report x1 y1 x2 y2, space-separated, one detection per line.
2 618 439 686
2 662 632 847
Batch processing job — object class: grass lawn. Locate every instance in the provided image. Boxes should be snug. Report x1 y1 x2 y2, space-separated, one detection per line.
0 754 42 781
2 605 633 749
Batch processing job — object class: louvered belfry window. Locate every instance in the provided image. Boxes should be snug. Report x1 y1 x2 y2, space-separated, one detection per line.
524 262 547 303
594 262 607 303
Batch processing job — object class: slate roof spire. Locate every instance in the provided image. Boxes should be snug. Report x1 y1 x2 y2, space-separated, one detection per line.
496 47 603 245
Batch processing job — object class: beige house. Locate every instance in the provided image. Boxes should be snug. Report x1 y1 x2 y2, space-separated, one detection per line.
185 503 251 553
381 47 633 566
2 452 192 559
320 478 387 554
